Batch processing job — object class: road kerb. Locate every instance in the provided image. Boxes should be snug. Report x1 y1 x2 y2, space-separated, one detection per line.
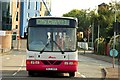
102 68 107 78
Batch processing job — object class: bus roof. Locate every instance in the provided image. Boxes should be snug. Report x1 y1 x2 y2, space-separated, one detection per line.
29 16 78 21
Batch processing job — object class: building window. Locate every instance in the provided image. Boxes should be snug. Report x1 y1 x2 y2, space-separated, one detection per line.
27 13 29 18
28 0 30 9
16 25 18 29
35 13 37 17
34 1 37 10
27 13 30 21
27 13 29 19
36 1 37 10
17 0 19 8
16 12 18 21
40 2 42 11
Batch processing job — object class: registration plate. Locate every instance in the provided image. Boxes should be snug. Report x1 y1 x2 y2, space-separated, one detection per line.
46 68 57 71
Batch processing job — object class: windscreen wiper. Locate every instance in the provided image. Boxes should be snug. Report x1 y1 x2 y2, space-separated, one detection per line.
40 42 49 54
53 41 64 54
40 40 64 54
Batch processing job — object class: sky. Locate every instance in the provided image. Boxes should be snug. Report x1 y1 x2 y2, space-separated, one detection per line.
51 0 119 16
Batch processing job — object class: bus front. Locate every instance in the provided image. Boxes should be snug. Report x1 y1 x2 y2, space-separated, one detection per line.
26 17 78 77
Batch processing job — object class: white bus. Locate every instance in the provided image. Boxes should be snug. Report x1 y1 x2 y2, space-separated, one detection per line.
26 17 78 77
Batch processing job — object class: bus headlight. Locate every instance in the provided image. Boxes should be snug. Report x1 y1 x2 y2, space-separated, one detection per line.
64 62 69 65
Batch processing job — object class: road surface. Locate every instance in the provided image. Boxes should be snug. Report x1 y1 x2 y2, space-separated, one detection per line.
0 50 118 80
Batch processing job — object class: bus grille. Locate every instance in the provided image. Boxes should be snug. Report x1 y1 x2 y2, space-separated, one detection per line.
41 60 62 65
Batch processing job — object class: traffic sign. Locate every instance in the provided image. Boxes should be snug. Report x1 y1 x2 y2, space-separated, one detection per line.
110 49 118 57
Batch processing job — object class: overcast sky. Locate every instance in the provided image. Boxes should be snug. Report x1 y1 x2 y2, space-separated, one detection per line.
51 0 119 16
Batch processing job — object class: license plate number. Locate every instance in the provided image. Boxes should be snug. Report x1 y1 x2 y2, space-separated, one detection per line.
46 68 57 71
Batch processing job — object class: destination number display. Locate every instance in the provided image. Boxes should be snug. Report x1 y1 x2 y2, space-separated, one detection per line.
36 19 70 25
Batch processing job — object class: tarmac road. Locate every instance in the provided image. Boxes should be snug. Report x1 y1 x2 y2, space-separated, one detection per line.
0 50 119 80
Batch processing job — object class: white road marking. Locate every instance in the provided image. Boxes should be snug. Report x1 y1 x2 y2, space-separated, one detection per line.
75 72 81 77
64 72 81 77
76 72 86 78
81 74 86 78
77 72 86 78
12 57 25 76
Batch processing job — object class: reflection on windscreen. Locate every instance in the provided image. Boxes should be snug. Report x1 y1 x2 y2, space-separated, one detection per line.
28 27 76 51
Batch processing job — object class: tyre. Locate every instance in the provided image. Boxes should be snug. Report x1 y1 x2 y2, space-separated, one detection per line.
28 71 34 76
69 72 75 77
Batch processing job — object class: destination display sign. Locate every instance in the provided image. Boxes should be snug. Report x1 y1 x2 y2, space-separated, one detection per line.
36 19 70 25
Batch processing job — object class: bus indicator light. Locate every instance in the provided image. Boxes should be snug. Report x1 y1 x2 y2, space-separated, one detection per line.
26 61 30 65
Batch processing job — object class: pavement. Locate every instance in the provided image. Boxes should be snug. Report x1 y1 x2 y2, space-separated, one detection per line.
79 50 120 79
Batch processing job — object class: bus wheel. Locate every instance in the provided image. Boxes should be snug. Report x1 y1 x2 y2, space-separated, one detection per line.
69 72 75 77
28 71 34 76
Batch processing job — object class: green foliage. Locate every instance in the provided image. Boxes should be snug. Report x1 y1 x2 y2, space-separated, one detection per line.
63 1 120 56
63 1 120 41
63 9 91 32
94 37 106 55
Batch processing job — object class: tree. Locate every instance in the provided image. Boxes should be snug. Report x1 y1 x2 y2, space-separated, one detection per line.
63 9 92 42
62 1 120 42
97 2 120 38
63 9 91 32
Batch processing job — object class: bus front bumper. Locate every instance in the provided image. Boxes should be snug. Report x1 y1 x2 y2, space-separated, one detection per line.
26 60 78 72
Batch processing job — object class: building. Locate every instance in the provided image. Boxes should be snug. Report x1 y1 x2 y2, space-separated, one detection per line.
11 0 51 49
12 0 21 38
12 0 51 38
0 1 2 52
0 1 12 53
0 1 2 30
0 0 51 52
40 0 51 16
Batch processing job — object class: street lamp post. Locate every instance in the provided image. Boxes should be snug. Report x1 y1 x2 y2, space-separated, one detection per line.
91 22 94 48
112 1 120 68
118 35 120 62
112 8 117 68
97 24 100 53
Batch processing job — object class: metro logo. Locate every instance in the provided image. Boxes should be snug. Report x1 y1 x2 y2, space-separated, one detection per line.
48 56 56 59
